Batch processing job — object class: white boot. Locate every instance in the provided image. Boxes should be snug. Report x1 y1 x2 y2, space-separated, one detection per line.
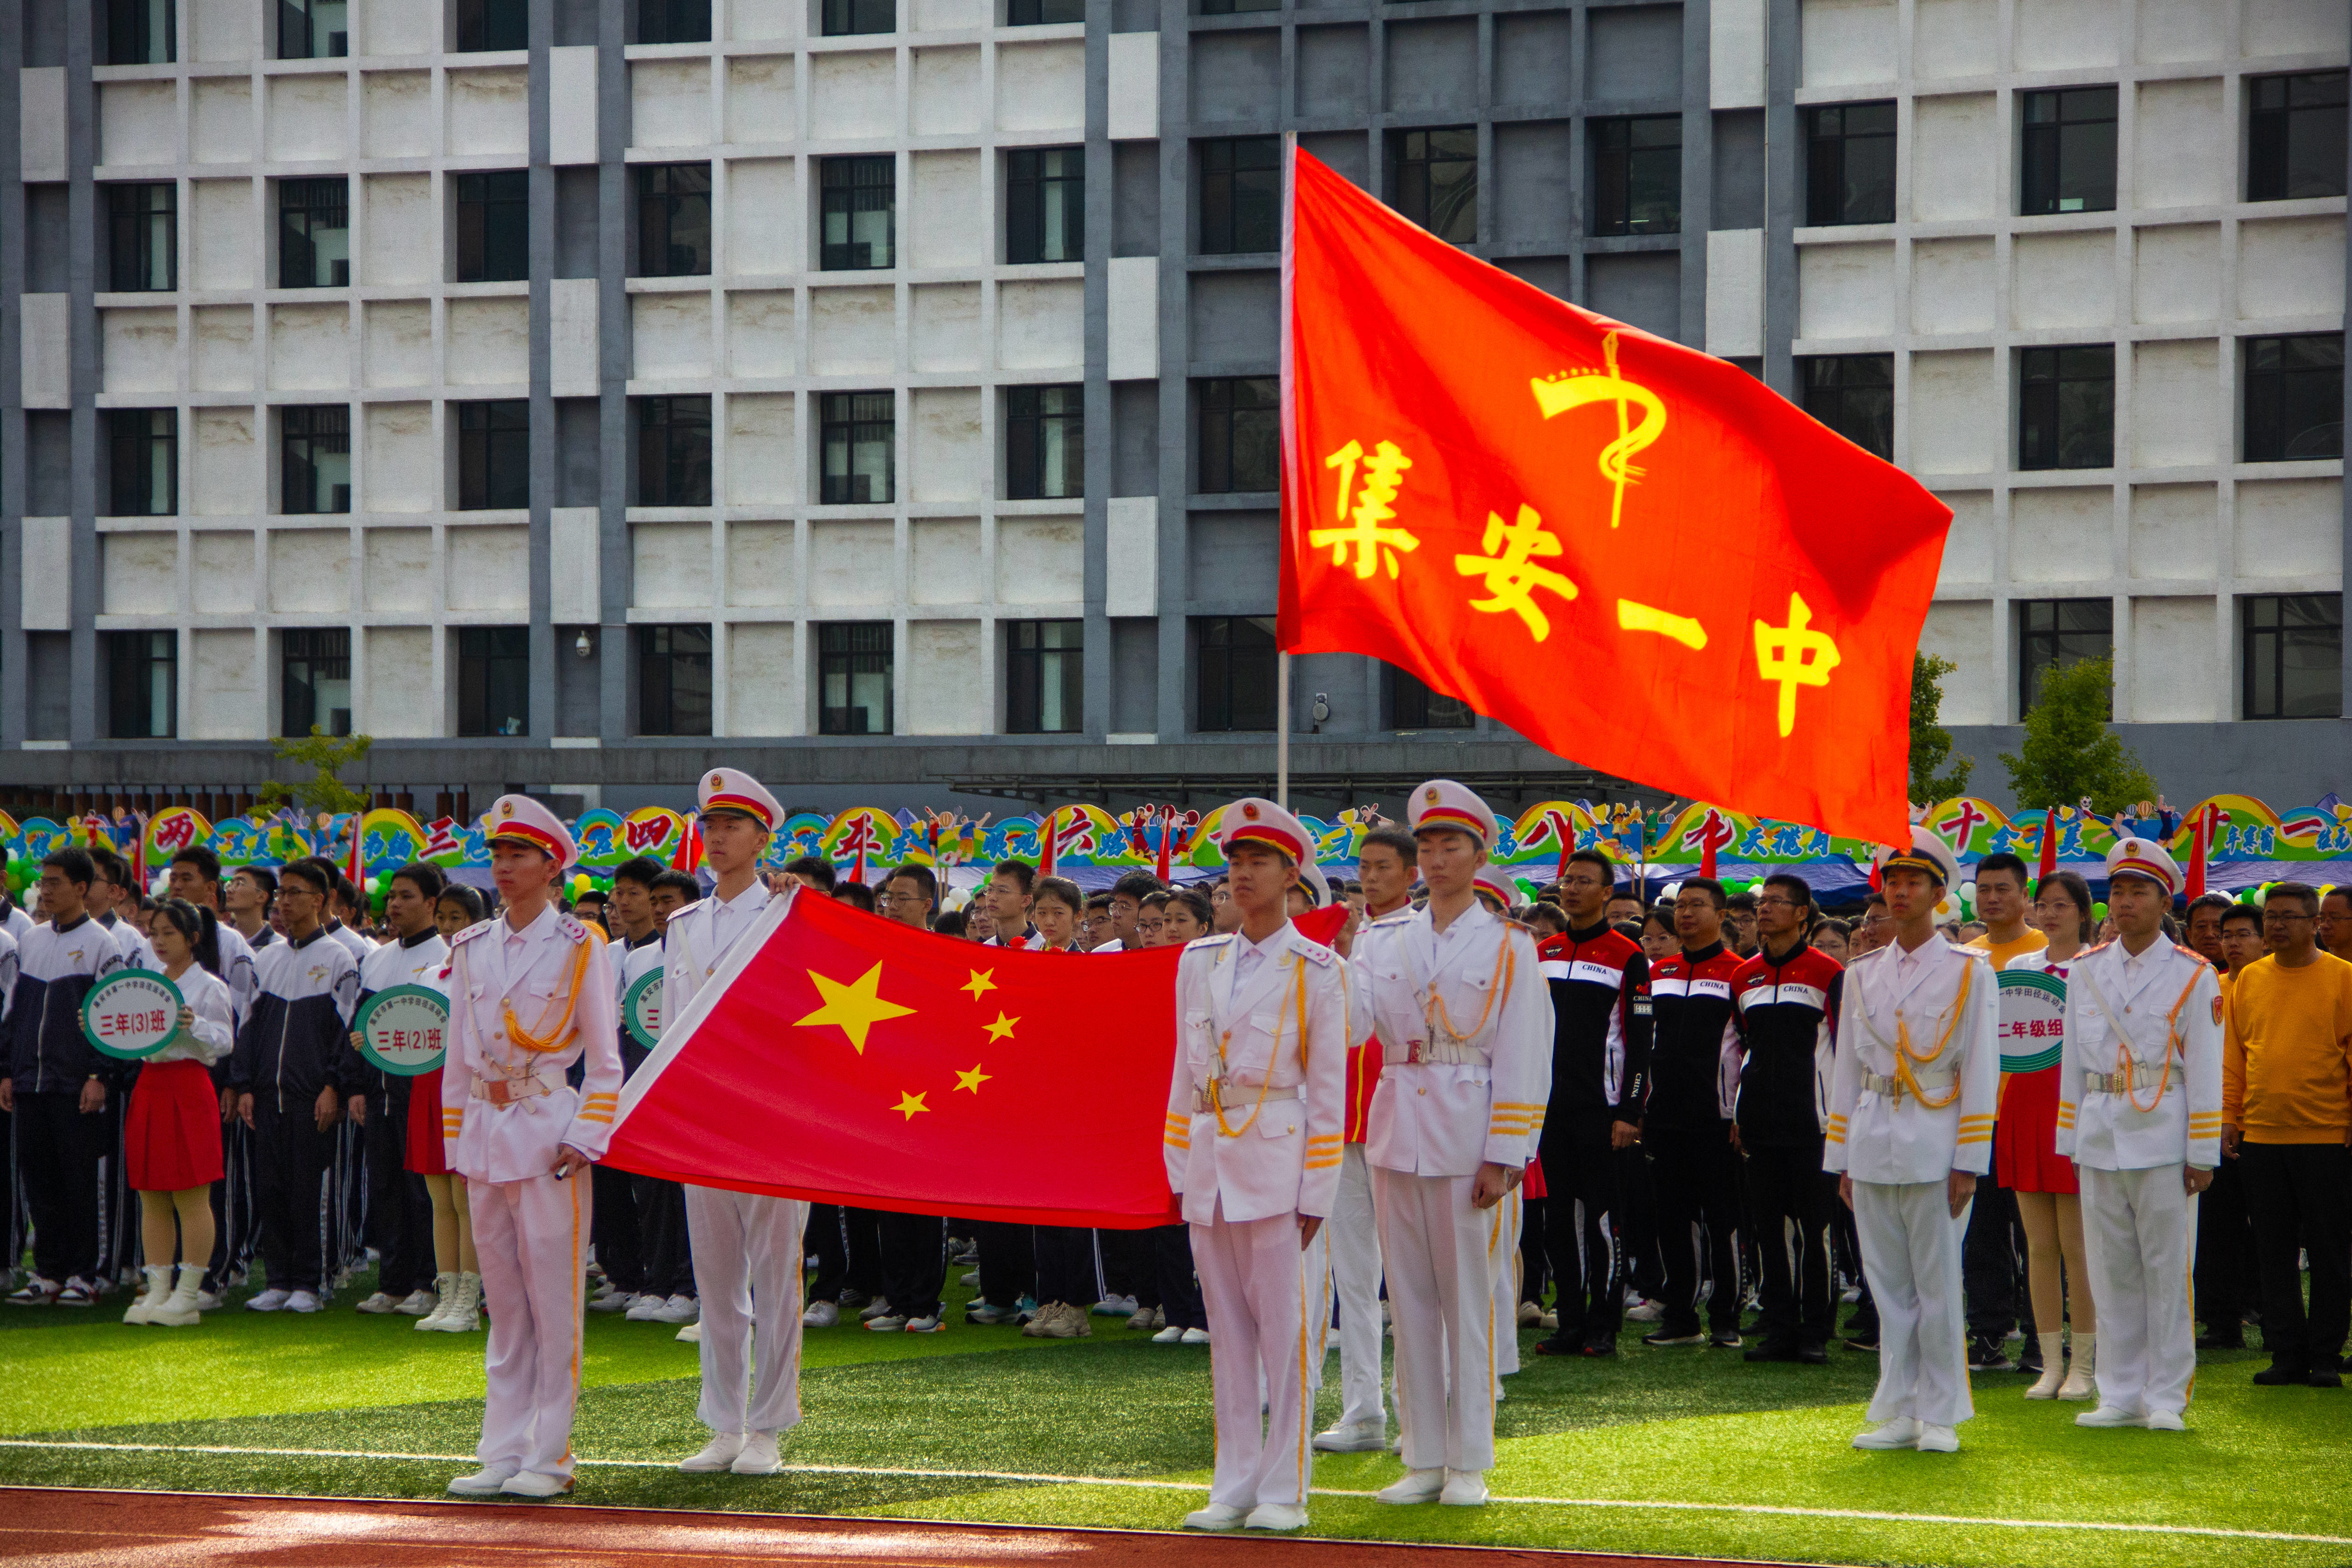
427 1272 482 1333
149 1264 206 1327
123 1266 171 1325
415 1271 460 1330
2057 1333 2096 1400
2025 1332 2067 1398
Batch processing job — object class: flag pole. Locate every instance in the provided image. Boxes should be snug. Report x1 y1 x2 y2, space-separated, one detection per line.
1277 129 1296 812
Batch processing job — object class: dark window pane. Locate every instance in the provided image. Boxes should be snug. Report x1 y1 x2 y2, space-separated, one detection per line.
635 163 711 278
1798 354 1894 460
2248 71 2349 201
1196 616 1279 731
638 624 712 735
106 630 177 739
1394 127 1479 245
279 0 347 58
2243 333 2345 462
2019 86 2117 215
638 0 712 44
108 408 177 517
820 391 896 504
2244 593 2343 719
2016 598 2112 715
1804 100 1896 226
1197 376 1278 494
1006 383 1084 500
455 0 527 49
1006 619 1083 733
1006 146 1084 264
819 622 894 734
1388 665 1473 729
1199 0 1278 12
820 156 896 270
459 400 531 510
1199 136 1281 254
458 626 531 736
110 0 176 63
456 170 529 282
283 628 352 736
821 0 894 38
106 184 176 291
278 177 350 288
1591 115 1682 237
637 396 713 505
2018 344 2113 470
1006 0 1084 20
281 405 352 513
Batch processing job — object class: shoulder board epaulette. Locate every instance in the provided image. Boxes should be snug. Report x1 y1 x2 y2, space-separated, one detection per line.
558 913 595 945
450 921 493 948
1850 944 1892 965
1368 910 1415 928
2177 946 2212 968
2077 937 2117 958
1187 933 1235 951
1289 936 1337 968
1951 943 1991 960
668 898 704 921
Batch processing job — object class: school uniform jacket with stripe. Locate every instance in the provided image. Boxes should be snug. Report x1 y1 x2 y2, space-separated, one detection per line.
3 915 125 1093
229 928 362 1106
1821 939 1999 1184
2054 934 2224 1172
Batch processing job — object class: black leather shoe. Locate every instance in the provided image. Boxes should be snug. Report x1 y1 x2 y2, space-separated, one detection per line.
1581 1339 1619 1358
1797 1342 1830 1365
2253 1363 2310 1386
1533 1334 1580 1357
2309 1369 2344 1389
1743 1336 1799 1363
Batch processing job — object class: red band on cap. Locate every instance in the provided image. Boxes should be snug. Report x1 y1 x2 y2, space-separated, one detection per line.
704 793 774 828
1417 806 1489 838
488 822 567 862
2111 858 2175 892
1224 824 1304 862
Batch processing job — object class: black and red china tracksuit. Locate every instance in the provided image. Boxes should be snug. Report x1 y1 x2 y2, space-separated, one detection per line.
1536 921 1650 1350
229 930 359 1297
1731 940 1844 1349
5 917 124 1289
1644 941 1747 1337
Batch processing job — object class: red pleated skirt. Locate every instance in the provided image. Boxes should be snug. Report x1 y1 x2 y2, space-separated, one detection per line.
406 1066 451 1176
125 1059 224 1192
1996 1064 2078 1194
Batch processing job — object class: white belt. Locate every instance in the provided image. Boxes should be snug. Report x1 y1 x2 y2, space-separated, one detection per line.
1381 1038 1490 1067
1194 1078 1299 1115
1858 1064 1960 1102
2085 1061 2174 1095
471 1073 553 1108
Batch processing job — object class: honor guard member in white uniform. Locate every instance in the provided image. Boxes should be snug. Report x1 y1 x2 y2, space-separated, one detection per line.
1351 782 1551 1507
443 796 623 1500
2057 838 2223 1432
1166 798 1349 1534
659 770 812 1478
1823 828 1998 1454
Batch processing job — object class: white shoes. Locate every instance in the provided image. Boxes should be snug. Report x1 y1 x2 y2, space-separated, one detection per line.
904 1314 944 1333
417 1273 460 1329
1915 1425 1960 1453
123 1266 172 1325
2076 1403 2144 1427
680 1433 747 1473
2025 1332 2067 1398
1852 1417 1920 1450
448 1465 517 1496
1313 1420 1388 1453
393 1287 439 1316
1244 1504 1308 1531
649 1293 700 1325
864 1314 909 1332
625 1292 665 1321
1440 1469 1489 1505
354 1290 400 1314
1179 1327 1210 1345
1183 1503 1246 1531
1624 1297 1665 1323
499 1471 573 1498
422 1273 482 1333
802 1300 840 1328
589 1289 638 1314
858 1297 897 1322
2057 1333 2097 1400
1151 1323 1187 1344
676 1321 702 1342
732 1431 783 1474
1376 1468 1445 1504
284 1290 322 1314
246 1288 291 1312
2142 1409 2186 1431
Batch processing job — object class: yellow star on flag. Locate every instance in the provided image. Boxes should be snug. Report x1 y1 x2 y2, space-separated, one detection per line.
983 1011 1020 1043
955 1063 992 1094
892 1090 929 1121
961 968 997 999
794 962 916 1055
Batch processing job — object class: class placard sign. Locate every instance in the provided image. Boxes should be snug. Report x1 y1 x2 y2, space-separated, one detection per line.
1997 967 2065 1075
623 968 663 1050
81 970 185 1061
355 984 450 1077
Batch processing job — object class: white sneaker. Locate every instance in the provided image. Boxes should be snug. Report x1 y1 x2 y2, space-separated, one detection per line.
1180 1327 1210 1345
354 1291 399 1314
675 1321 702 1342
1243 1504 1308 1531
864 1314 909 1332
802 1300 840 1328
1377 1468 1445 1504
2142 1409 2186 1432
448 1465 517 1496
1313 1420 1388 1453
2077 1404 2144 1427
858 1297 896 1322
1183 1503 1246 1531
1152 1323 1186 1343
284 1290 323 1314
1852 1417 1920 1450
679 1432 746 1473
246 1288 291 1313
903 1314 944 1333
194 1290 223 1311
499 1471 573 1498
1439 1469 1489 1506
731 1431 783 1475
589 1290 638 1314
625 1293 664 1321
1915 1425 1960 1453
393 1288 439 1316
960 1269 981 1287
1625 1297 1665 1323
650 1293 700 1324
1515 1300 1542 1328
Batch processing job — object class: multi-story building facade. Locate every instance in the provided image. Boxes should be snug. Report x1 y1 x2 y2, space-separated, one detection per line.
0 0 2342 823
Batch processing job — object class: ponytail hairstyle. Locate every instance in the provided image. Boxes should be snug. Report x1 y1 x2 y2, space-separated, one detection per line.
154 897 223 978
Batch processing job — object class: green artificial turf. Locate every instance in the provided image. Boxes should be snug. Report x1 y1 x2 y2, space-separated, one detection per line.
2 1264 2346 1568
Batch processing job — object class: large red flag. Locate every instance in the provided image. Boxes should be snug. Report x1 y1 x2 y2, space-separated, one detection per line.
606 892 1349 1227
1280 149 1951 845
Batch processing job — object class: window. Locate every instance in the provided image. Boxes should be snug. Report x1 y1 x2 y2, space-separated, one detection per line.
106 184 176 292
1197 616 1278 731
820 157 896 270
821 0 893 36
2018 345 2113 470
635 163 711 277
455 0 526 50
637 0 712 43
1388 666 1473 729
2245 594 2343 720
638 625 712 736
1006 621 1082 734
1798 354 1894 460
459 400 531 510
282 405 351 514
108 409 176 517
456 171 528 282
2243 334 2344 462
1197 377 1278 493
1199 0 1278 15
279 178 350 288
1804 101 1896 226
1199 137 1280 254
279 0 347 58
637 396 712 506
106 631 177 740
283 629 352 737
1591 116 1681 237
819 624 894 735
1392 128 1478 245
458 627 531 737
2249 72 2348 201
820 392 896 504
1007 0 1083 20
1006 147 1084 264
2019 86 2117 215
2016 599 2111 716
1006 384 1083 500
108 0 174 66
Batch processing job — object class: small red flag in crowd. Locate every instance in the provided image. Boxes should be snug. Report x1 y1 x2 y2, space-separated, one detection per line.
1279 148 1952 845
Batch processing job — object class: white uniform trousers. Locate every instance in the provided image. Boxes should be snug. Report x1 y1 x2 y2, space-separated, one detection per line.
1373 1167 1499 1473
1326 1145 1387 1430
1194 1202 1319 1509
470 1172 591 1481
2079 1164 2198 1418
1853 1180 1973 1430
686 1185 812 1436
1491 1187 1523 1387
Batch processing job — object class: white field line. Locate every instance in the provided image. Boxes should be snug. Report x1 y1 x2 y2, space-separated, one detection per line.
0 1439 2345 1548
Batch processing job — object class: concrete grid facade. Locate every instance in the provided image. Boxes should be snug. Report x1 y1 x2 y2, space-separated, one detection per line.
0 0 2345 819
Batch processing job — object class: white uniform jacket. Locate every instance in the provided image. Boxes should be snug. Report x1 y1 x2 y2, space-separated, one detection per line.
1350 904 1552 1178
359 928 452 997
2055 936 2223 1172
1822 939 1998 1183
445 905 623 1183
660 880 776 1028
149 966 235 1068
1164 923 1350 1225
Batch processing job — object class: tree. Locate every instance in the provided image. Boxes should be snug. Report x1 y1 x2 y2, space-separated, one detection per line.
1909 652 1973 803
1998 655 2157 814
254 728 375 818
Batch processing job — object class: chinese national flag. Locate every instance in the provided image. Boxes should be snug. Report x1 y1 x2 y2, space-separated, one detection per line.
1281 149 1951 843
606 895 1350 1227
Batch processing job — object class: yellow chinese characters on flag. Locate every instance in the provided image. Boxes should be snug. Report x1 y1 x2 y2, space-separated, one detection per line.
1278 148 1950 842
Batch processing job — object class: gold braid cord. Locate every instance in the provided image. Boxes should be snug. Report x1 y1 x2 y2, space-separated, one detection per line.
2124 969 2205 1114
1213 954 1304 1140
1891 959 1972 1110
499 927 603 1055
1424 931 1514 1049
